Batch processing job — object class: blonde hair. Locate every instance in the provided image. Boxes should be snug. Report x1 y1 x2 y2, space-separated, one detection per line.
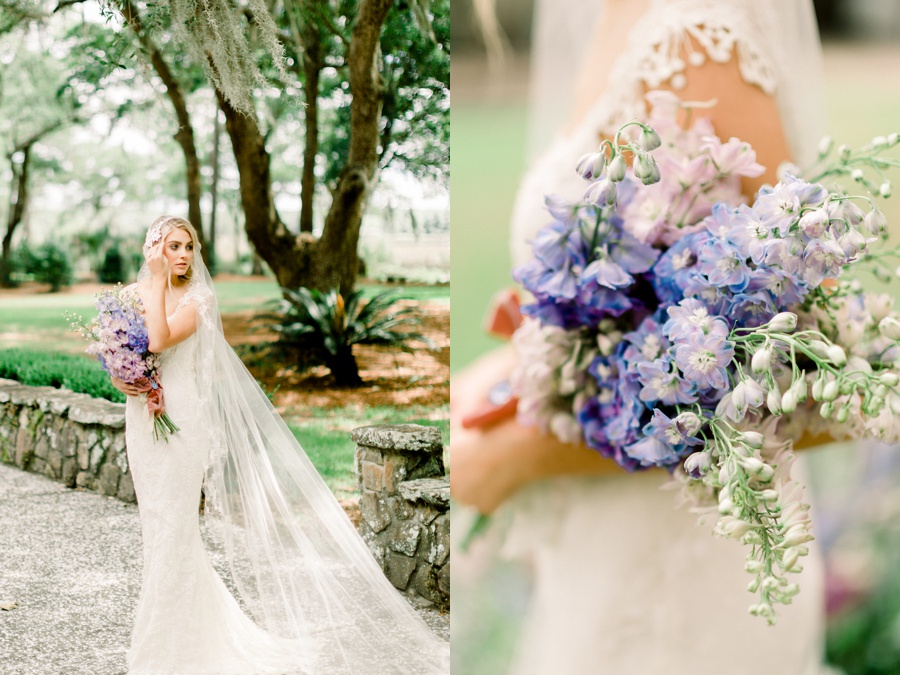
146 215 200 284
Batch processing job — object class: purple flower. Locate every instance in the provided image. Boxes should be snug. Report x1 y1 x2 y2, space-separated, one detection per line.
636 357 697 405
621 314 668 368
643 408 703 450
664 298 730 341
651 231 708 304
698 239 751 292
581 248 633 289
753 176 828 236
624 435 680 467
802 238 847 287
673 332 735 390
746 266 808 308
728 291 778 328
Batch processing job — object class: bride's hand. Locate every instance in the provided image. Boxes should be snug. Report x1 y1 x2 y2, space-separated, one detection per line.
110 376 142 397
451 347 622 514
147 242 168 279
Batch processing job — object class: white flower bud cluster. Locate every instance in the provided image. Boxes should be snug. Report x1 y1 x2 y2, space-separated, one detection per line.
696 419 812 624
576 122 663 207
511 318 609 444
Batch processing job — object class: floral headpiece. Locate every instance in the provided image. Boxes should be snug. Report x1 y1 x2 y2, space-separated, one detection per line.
143 218 170 251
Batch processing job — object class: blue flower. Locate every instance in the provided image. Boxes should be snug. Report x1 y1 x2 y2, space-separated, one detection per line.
673 332 735 390
581 247 634 289
728 291 778 328
646 408 702 447
651 231 708 304
624 435 681 467
802 238 847 287
746 266 808 309
664 298 730 341
698 239 751 292
753 175 828 236
636 356 697 405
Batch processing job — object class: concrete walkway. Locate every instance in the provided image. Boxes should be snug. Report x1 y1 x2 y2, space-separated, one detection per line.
0 463 448 675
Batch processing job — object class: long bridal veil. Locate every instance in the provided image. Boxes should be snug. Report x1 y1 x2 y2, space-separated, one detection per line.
138 238 449 674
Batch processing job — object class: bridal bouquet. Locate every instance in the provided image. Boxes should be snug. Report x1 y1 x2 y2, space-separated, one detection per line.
512 91 900 623
67 285 180 442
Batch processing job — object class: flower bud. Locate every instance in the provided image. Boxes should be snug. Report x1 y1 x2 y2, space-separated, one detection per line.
879 316 900 341
739 431 765 449
819 401 834 419
864 208 887 236
684 451 711 478
826 344 847 366
575 151 607 181
851 168 865 182
782 548 801 572
767 312 798 333
817 136 833 157
633 153 661 185
781 389 797 414
745 560 763 574
811 376 825 401
674 411 703 437
836 404 850 424
838 144 851 161
798 209 828 238
752 347 772 374
584 178 617 207
637 127 662 151
781 529 815 548
738 456 765 475
607 154 627 182
872 135 889 148
807 340 829 359
758 489 779 502
767 386 782 415
791 378 808 404
879 372 899 387
880 181 892 198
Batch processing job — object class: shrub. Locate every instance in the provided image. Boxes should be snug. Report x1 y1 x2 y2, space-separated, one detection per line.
98 245 126 283
0 348 125 403
269 287 428 386
16 242 74 292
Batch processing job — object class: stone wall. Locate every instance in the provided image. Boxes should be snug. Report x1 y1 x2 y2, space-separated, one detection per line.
352 424 450 611
0 379 135 502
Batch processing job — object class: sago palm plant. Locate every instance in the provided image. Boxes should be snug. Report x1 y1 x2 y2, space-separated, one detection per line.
270 287 428 386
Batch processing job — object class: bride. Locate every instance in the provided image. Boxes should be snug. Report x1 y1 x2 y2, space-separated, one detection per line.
452 1 836 673
110 216 449 674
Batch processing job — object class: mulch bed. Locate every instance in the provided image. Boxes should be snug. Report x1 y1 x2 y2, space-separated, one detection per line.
220 300 450 413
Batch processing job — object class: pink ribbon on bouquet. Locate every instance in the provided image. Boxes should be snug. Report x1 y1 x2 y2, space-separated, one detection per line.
132 375 166 418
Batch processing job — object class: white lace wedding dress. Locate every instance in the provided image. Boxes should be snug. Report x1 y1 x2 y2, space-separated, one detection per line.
124 297 311 675
455 2 836 674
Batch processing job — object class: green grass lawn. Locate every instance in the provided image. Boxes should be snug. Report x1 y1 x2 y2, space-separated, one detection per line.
0 278 449 355
286 404 449 499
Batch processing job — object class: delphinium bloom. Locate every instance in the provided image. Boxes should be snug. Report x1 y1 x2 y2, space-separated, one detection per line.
509 94 900 622
67 285 179 442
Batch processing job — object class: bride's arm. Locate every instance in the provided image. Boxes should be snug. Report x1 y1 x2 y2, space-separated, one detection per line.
451 346 626 514
143 243 198 353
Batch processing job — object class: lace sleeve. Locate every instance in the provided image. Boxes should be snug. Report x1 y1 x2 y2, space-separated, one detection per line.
591 0 780 133
591 0 824 165
174 282 216 330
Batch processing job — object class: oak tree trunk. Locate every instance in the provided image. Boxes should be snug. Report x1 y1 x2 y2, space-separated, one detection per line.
0 145 30 287
120 0 207 262
217 0 395 296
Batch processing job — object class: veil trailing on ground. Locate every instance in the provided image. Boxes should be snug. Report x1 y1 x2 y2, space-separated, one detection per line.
138 232 449 674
